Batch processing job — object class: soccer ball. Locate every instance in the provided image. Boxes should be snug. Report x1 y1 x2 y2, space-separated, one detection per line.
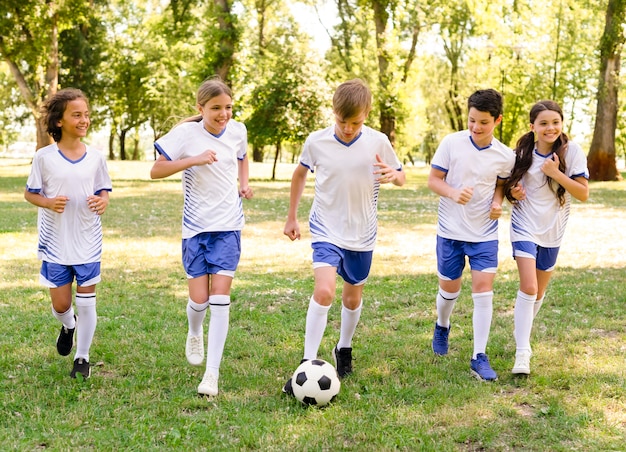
291 359 341 406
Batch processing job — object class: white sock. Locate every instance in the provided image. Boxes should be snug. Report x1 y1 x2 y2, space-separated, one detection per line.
187 298 208 336
303 296 331 361
514 291 537 352
336 300 362 350
52 305 76 330
472 291 493 359
75 292 97 361
533 296 544 318
436 289 460 328
205 295 230 379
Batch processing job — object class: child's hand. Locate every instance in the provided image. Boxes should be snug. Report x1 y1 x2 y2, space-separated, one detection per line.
373 154 396 184
510 182 526 201
87 195 108 216
284 219 301 241
196 150 218 166
489 201 502 220
239 186 253 199
451 186 473 205
541 153 560 178
49 196 69 213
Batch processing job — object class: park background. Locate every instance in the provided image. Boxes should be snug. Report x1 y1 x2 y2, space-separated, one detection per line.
1 0 625 449
0 0 625 181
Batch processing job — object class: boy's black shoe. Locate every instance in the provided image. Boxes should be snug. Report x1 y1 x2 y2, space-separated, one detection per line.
282 358 309 396
70 358 91 379
282 377 294 396
333 347 353 378
56 318 76 356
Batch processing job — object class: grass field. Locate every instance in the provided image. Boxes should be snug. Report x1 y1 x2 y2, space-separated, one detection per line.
1 158 625 451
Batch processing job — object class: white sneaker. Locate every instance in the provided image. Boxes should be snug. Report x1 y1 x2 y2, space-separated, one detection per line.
198 373 219 396
512 350 531 375
185 333 204 366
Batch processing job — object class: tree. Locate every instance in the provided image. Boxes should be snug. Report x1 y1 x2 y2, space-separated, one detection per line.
327 0 425 148
0 0 100 150
587 0 625 181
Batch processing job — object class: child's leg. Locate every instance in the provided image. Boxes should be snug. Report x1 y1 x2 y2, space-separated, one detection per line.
75 287 97 361
205 294 231 378
513 290 536 352
337 282 364 349
471 291 493 358
50 284 76 329
303 266 336 360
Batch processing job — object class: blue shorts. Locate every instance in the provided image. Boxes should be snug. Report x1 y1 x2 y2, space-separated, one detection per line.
512 241 560 272
182 231 241 279
312 242 373 286
40 261 101 288
436 236 498 280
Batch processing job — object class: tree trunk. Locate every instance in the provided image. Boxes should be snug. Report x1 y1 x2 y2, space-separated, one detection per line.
372 0 395 147
109 131 115 160
587 0 625 181
212 0 237 83
272 141 281 181
119 129 128 161
252 144 264 162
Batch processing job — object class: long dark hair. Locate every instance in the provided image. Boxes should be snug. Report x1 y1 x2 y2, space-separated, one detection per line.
42 88 89 142
504 100 569 206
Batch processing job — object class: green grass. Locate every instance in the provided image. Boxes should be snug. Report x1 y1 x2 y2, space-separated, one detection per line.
1 159 625 451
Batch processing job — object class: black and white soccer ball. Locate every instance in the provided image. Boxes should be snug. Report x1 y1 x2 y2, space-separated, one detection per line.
291 359 341 406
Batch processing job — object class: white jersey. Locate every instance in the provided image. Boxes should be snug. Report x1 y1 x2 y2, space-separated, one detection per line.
154 120 247 239
300 125 402 252
510 141 588 247
432 130 515 242
26 143 112 265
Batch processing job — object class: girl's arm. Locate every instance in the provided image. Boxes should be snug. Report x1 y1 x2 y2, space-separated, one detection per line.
150 150 217 179
238 154 253 199
24 189 69 213
541 154 589 202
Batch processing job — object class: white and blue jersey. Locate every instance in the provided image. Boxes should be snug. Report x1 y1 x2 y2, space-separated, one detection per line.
300 125 402 252
26 143 112 265
154 120 247 239
510 141 588 247
431 131 515 242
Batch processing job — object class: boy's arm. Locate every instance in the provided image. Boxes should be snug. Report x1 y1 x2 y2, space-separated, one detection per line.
24 189 69 213
427 167 473 204
88 190 110 216
489 179 505 220
283 164 308 241
374 154 406 186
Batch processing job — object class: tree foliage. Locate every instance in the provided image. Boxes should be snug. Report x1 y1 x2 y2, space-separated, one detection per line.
0 0 624 178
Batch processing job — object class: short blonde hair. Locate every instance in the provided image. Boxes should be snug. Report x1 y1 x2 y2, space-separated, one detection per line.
332 79 372 119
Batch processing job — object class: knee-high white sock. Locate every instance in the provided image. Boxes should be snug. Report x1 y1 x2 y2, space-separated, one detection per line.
514 290 536 353
436 289 460 328
337 300 362 350
533 295 544 318
303 296 331 361
52 305 76 330
205 295 230 378
472 291 493 359
75 292 97 361
187 298 209 336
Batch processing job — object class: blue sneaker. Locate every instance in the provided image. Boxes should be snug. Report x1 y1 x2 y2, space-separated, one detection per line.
470 353 498 381
432 323 450 355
